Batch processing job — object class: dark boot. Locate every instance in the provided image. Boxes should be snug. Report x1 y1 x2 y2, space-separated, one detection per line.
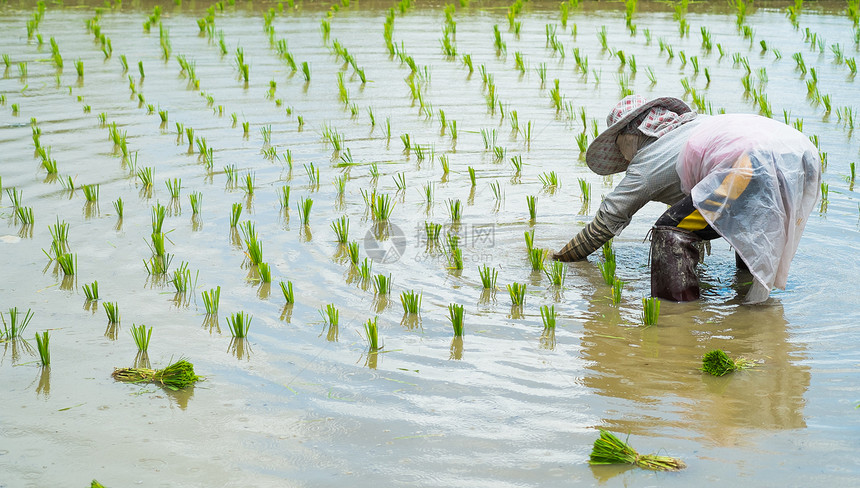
650 226 701 301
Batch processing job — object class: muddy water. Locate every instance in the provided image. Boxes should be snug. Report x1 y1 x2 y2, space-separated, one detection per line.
1 0 859 486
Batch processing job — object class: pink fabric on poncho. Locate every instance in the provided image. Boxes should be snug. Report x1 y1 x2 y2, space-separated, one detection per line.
677 114 820 303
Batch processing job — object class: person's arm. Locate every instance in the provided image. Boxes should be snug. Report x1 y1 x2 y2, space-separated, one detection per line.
553 211 614 261
553 167 653 261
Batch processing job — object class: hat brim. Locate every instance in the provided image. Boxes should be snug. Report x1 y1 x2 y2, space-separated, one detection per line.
585 97 692 176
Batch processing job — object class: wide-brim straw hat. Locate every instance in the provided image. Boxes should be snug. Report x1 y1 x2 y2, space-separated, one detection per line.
585 95 691 175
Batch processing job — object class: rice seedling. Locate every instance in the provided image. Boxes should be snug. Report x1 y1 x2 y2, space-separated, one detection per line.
526 195 537 221
47 218 68 244
598 259 616 286
83 280 99 301
258 262 272 283
131 324 152 352
447 198 462 222
301 61 311 81
641 297 660 326
137 167 154 188
15 205 34 225
185 191 201 215
701 349 755 376
80 183 101 203
112 358 202 390
99 301 120 325
357 315 381 352
575 133 588 153
1 307 34 339
545 260 566 287
393 172 407 191
440 155 450 175
540 304 556 330
578 178 592 203
75 59 83 78
279 280 295 304
394 288 422 316
611 278 624 305
539 171 559 189
507 282 527 306
467 166 477 187
448 303 465 336
492 146 506 161
347 241 360 265
201 286 220 315
230 203 242 227
226 312 252 338
57 253 77 275
478 264 498 289
524 228 535 252
331 215 349 243
164 178 181 199
371 193 394 221
358 258 373 281
372 273 391 295
447 245 463 270
528 247 548 271
34 330 50 366
297 198 313 225
6 188 22 208
589 430 685 471
170 261 195 293
510 155 523 174
424 222 442 244
239 221 263 265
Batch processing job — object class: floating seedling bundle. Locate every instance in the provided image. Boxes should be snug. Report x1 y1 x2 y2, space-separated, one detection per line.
589 429 686 471
701 349 755 376
112 358 202 391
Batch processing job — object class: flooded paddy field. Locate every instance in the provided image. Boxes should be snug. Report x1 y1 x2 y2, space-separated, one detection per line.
1 0 859 486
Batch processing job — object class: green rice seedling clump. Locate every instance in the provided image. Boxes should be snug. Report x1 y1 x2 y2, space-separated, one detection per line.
35 331 50 366
131 324 152 352
528 247 547 271
112 358 202 390
331 215 349 243
202 286 220 314
103 301 120 324
611 279 624 305
280 280 295 304
507 282 527 306
227 311 252 338
448 303 465 337
641 297 660 326
701 349 755 376
589 429 685 471
540 305 556 330
400 289 422 315
320 304 339 326
364 316 380 350
479 264 498 289
83 280 99 301
545 260 566 287
1 307 34 339
373 273 391 295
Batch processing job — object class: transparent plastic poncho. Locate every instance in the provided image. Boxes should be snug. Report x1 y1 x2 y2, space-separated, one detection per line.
677 114 821 303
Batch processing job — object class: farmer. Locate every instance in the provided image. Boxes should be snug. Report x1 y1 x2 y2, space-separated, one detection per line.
553 95 820 303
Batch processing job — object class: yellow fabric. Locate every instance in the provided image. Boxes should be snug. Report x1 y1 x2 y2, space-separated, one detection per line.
712 154 754 200
677 209 709 231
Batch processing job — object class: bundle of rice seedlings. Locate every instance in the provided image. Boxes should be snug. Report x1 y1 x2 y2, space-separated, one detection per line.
701 349 754 376
589 429 686 471
112 358 202 391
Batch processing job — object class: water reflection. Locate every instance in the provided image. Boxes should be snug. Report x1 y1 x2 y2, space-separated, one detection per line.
133 352 151 370
449 336 463 360
279 304 293 323
201 315 220 334
104 322 119 340
581 290 809 445
229 337 252 360
1 338 34 365
35 367 50 398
